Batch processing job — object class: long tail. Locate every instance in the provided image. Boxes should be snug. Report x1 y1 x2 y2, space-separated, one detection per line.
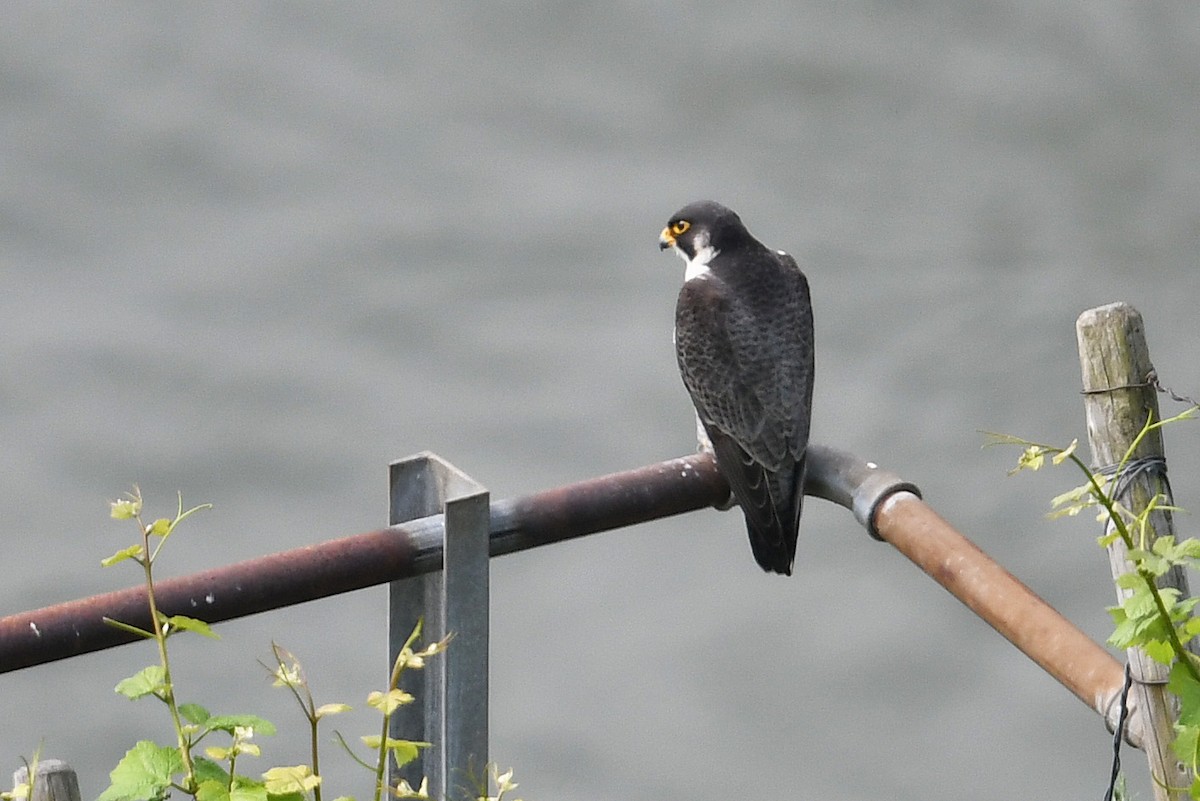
744 456 804 575
708 427 804 575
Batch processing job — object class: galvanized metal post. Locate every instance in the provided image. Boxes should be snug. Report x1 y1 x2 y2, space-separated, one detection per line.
388 452 489 800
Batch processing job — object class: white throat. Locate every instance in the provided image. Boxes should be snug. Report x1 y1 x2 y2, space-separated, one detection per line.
677 230 719 282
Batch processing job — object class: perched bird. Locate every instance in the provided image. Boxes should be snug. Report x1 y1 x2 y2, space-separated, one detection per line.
660 201 815 575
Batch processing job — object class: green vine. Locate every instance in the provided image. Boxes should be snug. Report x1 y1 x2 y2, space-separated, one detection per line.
987 404 1200 795
90 487 520 801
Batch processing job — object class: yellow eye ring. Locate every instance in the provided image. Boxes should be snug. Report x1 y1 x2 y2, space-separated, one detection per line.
670 220 691 236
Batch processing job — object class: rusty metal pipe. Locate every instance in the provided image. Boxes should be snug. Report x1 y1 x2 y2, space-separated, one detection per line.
0 455 729 674
0 445 1134 747
0 527 421 674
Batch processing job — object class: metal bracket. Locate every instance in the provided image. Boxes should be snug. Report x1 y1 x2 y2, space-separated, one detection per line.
805 444 922 540
388 452 489 799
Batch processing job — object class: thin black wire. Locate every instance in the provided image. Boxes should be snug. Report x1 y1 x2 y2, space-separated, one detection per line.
1096 455 1172 505
1104 662 1134 801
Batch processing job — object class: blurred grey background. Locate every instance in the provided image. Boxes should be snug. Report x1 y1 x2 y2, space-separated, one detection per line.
3 3 1199 799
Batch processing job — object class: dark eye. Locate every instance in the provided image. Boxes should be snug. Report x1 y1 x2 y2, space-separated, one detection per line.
671 220 691 236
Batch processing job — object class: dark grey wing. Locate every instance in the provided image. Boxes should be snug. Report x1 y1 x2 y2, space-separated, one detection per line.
748 251 814 467
675 252 814 574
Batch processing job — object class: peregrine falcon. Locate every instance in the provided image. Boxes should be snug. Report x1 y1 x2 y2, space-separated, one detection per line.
660 200 814 575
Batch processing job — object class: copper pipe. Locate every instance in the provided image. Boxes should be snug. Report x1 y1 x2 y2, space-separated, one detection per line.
872 491 1136 744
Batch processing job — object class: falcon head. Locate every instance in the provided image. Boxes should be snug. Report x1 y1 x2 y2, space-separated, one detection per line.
658 200 750 261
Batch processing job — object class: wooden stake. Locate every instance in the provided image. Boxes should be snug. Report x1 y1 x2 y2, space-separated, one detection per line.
12 760 81 801
1077 302 1191 800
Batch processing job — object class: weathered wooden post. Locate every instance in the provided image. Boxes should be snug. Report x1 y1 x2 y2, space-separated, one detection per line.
12 760 81 801
1077 302 1192 799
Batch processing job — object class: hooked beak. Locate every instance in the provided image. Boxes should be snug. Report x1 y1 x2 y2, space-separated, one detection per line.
659 227 675 250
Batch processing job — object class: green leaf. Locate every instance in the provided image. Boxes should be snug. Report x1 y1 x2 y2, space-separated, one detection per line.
163 615 220 639
1107 624 1137 650
96 741 183 801
229 786 267 801
387 740 430 770
1152 535 1177 557
110 496 143 520
180 703 212 725
367 689 414 715
231 782 268 801
262 766 320 796
392 779 428 800
359 737 430 769
1143 639 1175 666
1174 597 1200 620
194 758 230 786
1158 587 1182 609
102 545 146 567
196 780 231 801
115 666 168 700
1123 586 1160 620
271 663 303 689
1128 546 1166 577
314 703 351 719
1050 439 1077 464
196 771 267 801
979 431 1032 448
493 766 518 794
1170 662 1200 726
204 714 277 737
1009 445 1046 474
1143 554 1171 578
1048 481 1095 513
5 782 31 801
147 518 172 536
1114 572 1143 591
1174 724 1200 770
